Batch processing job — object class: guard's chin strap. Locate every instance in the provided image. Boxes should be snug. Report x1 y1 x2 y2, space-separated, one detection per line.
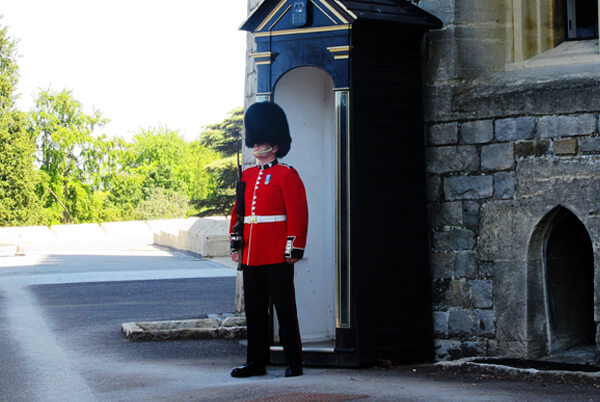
252 145 273 157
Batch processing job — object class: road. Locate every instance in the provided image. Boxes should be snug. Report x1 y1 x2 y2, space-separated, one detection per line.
0 244 599 401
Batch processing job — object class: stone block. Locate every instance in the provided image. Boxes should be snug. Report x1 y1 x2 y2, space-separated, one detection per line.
432 228 476 251
479 261 494 279
453 0 506 24
479 200 533 261
475 309 495 337
494 172 515 199
495 116 535 142
432 279 451 307
217 326 247 340
422 27 457 83
428 122 459 145
428 202 463 228
434 339 463 360
222 316 246 327
579 137 600 154
481 143 514 171
462 201 480 229
514 139 550 158
553 138 577 155
454 251 478 279
430 253 455 279
537 114 596 138
461 120 494 144
445 280 471 307
448 309 476 337
427 176 442 202
433 311 449 337
494 260 527 345
460 341 485 357
444 175 493 200
426 145 479 174
471 280 493 308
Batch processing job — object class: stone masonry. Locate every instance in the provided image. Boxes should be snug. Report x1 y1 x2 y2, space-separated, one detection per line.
426 113 600 360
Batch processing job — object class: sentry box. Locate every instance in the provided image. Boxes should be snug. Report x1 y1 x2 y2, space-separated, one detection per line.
241 0 442 367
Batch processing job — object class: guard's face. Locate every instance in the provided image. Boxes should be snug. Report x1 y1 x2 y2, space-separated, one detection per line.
253 143 278 158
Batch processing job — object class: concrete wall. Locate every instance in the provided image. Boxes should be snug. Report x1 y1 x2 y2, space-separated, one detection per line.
153 217 230 257
0 218 230 257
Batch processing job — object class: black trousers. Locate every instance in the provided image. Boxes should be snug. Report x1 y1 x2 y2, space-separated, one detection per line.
242 263 302 367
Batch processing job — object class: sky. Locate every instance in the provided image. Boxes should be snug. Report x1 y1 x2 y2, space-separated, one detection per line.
1 1 248 141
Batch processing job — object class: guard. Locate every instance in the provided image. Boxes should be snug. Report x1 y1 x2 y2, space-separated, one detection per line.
229 101 309 378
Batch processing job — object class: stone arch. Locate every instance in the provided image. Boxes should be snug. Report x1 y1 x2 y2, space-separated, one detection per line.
527 205 595 357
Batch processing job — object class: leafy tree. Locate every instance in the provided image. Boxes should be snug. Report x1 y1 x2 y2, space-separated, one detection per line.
121 127 222 219
127 127 195 195
198 107 243 156
0 23 39 226
29 88 109 224
134 187 190 220
193 107 244 217
191 155 237 217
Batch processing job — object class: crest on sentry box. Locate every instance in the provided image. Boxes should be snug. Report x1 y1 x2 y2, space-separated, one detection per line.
291 0 308 27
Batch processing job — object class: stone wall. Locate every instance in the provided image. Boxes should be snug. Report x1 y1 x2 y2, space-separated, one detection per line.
418 0 600 361
426 112 600 360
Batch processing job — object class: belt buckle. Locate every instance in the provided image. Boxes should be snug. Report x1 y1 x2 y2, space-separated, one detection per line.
248 215 258 224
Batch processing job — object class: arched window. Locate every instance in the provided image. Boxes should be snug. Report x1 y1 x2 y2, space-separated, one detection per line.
544 208 595 353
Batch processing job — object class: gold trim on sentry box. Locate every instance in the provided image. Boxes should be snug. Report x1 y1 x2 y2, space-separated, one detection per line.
254 24 352 37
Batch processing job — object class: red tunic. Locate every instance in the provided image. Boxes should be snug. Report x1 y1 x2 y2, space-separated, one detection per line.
229 161 308 266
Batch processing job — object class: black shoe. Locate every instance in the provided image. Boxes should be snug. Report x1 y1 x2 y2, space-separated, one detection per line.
230 363 267 378
284 365 303 377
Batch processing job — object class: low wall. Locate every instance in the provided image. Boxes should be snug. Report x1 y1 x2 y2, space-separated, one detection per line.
152 217 230 257
0 218 230 257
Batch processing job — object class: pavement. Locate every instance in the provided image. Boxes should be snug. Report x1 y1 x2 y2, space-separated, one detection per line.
1 241 600 401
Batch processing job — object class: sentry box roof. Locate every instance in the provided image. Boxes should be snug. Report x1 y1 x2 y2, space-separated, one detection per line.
241 0 442 33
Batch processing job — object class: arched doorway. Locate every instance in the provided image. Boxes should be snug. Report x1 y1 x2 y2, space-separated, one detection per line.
544 208 595 353
273 66 336 345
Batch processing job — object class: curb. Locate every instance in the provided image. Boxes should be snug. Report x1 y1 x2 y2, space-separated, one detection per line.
434 357 600 386
122 315 246 342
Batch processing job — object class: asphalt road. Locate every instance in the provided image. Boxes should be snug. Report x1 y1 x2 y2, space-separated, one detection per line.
1 246 599 401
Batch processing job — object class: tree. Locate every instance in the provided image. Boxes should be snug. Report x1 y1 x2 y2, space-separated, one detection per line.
193 108 243 216
198 107 243 156
191 155 237 217
29 88 109 224
0 23 39 226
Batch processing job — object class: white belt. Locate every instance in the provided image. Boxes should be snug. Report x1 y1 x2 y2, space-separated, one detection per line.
244 214 287 224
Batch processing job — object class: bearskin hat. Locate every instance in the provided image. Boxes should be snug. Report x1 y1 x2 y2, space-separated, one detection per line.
244 101 291 158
